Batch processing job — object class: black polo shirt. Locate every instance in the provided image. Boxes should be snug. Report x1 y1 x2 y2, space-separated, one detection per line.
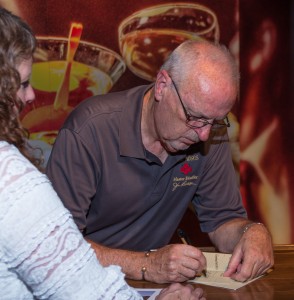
47 85 246 251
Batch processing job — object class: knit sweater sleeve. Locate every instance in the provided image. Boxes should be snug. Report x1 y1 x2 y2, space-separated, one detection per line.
0 142 141 300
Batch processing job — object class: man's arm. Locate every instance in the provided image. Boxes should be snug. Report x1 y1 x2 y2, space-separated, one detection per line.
47 126 207 284
87 239 207 284
208 218 274 281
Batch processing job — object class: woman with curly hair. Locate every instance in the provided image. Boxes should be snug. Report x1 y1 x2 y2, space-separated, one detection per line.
0 7 205 300
0 7 42 168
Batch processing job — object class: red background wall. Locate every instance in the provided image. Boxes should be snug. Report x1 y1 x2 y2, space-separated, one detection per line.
1 0 292 244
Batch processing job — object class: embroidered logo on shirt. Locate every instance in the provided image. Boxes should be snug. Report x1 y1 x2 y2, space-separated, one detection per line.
172 161 198 191
180 163 192 175
186 154 199 161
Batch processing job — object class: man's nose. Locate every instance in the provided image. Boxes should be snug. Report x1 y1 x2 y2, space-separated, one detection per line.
194 125 211 142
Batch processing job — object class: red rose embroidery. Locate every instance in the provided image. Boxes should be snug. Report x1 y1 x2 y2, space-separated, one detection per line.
180 163 192 175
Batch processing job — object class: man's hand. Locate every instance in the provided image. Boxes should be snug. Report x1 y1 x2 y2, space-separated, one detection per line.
145 244 207 283
156 283 206 300
223 223 274 281
88 239 206 283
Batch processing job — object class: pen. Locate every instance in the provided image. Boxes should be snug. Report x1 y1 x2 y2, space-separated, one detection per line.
177 228 207 277
177 228 192 245
177 228 189 245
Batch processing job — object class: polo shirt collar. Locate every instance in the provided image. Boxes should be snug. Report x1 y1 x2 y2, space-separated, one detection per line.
119 84 187 165
119 85 152 159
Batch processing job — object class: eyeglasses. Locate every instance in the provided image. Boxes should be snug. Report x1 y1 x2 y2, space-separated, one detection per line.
170 78 230 129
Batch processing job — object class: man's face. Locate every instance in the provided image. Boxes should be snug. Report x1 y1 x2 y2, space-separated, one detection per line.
153 71 235 153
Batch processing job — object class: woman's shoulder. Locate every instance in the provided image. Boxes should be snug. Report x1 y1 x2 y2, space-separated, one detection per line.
0 141 24 158
0 140 34 169
0 141 43 196
0 140 15 151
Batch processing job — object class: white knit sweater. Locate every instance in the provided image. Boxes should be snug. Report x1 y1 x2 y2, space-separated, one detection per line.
0 141 141 300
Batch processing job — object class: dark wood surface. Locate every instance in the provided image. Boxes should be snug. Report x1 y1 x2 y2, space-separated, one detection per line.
127 245 294 300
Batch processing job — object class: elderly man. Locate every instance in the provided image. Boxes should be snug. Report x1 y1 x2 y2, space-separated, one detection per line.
47 40 273 284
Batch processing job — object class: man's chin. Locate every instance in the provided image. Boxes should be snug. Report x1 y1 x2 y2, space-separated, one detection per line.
167 143 190 153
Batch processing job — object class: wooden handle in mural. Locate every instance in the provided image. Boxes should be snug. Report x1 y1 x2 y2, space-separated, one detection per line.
54 22 83 111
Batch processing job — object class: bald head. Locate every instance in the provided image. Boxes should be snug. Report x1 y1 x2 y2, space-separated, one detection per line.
161 40 239 85
160 40 239 111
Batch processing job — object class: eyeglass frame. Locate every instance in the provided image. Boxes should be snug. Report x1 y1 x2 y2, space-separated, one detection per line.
170 77 230 129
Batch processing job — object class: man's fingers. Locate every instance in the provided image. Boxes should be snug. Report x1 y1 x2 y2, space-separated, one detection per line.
155 244 207 282
223 249 242 277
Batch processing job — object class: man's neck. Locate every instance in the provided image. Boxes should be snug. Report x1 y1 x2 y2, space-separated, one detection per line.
141 89 168 163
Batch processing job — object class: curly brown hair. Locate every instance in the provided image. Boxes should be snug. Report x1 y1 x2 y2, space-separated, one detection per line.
0 8 43 168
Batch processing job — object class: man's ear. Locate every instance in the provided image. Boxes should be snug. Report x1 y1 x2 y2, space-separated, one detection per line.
154 70 170 101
